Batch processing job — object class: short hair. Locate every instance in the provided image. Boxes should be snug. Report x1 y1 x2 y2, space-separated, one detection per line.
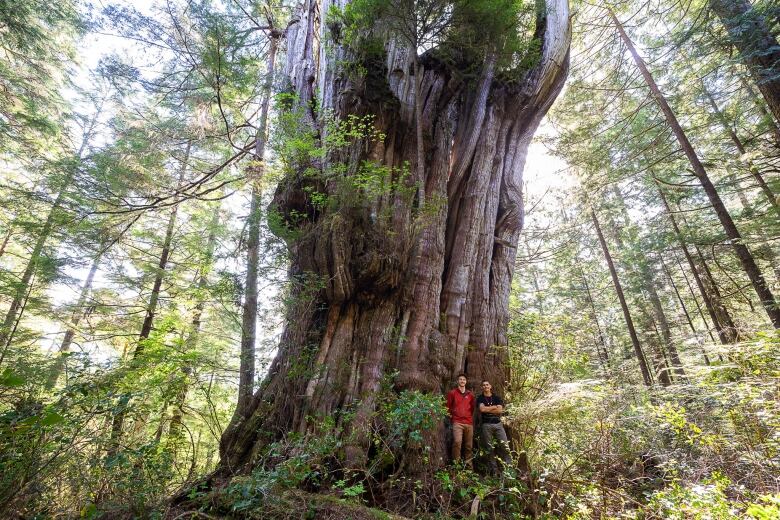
482 380 491 385
457 373 467 379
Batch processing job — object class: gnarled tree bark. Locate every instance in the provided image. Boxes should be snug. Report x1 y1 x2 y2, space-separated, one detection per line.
219 0 571 479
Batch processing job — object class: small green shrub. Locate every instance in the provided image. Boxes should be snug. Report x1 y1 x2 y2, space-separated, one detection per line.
746 494 780 520
646 473 736 519
382 390 447 445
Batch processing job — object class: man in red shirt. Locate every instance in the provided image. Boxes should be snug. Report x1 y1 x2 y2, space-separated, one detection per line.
446 373 476 466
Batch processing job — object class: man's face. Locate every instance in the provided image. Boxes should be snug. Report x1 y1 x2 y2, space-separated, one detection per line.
457 376 467 387
482 381 492 393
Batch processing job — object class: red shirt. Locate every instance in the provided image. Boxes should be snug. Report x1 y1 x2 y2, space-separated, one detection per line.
446 387 475 425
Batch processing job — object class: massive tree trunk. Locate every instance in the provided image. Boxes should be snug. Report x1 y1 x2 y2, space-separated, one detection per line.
709 0 780 125
219 0 571 477
610 9 780 329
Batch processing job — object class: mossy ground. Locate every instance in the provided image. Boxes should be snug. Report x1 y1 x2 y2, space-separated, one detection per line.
171 488 410 520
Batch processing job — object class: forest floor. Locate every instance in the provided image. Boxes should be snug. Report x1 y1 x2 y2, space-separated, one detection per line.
171 489 411 520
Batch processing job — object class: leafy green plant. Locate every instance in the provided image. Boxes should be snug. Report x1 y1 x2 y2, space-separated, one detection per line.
383 390 447 445
746 494 780 520
646 473 737 519
334 479 366 500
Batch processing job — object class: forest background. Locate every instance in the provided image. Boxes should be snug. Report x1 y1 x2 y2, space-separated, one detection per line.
0 0 779 518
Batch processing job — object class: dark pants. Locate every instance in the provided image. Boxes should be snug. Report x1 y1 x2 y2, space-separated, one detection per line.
482 422 511 474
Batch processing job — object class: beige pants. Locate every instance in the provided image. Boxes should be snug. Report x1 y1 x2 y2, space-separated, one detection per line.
452 423 474 463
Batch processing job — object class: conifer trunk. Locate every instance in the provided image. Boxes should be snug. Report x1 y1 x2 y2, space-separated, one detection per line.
0 189 67 349
2 273 36 355
702 84 779 216
236 36 278 420
646 282 685 378
709 0 780 125
219 0 571 477
581 273 610 368
611 9 780 329
649 339 671 387
169 210 220 446
563 208 609 368
0 103 103 348
675 253 718 344
656 184 738 344
591 209 652 386
527 242 546 315
0 228 11 259
739 76 780 147
46 248 104 388
610 186 684 377
107 204 179 456
661 254 711 365
137 208 180 346
107 143 189 457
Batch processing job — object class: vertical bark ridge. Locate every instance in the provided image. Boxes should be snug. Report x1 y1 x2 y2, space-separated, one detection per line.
443 100 503 377
397 98 456 388
220 0 571 476
447 54 497 200
465 129 508 378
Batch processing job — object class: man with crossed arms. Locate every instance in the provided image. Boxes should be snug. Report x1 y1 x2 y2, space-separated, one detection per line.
477 380 512 475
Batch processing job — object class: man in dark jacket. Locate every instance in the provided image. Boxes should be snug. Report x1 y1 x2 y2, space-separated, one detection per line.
446 373 475 466
478 380 511 475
